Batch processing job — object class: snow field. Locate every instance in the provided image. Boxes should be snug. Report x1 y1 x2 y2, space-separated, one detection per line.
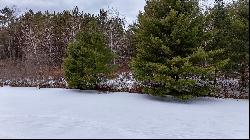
0 87 249 139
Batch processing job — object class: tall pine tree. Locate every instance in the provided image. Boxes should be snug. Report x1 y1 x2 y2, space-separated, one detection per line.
205 0 249 95
131 0 229 99
228 0 249 94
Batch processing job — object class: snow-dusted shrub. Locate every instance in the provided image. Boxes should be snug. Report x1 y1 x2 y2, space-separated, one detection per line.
98 72 142 93
182 76 248 99
216 78 249 99
2 77 68 88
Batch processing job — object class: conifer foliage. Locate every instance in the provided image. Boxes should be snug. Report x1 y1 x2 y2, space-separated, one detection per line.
63 20 115 90
131 0 229 99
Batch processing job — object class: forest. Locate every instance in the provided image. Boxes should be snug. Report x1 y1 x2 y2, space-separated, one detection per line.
0 0 249 99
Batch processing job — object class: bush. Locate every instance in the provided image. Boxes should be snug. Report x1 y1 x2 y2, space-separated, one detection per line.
63 20 116 90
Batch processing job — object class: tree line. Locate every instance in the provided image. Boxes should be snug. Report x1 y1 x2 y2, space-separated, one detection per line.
0 0 249 99
0 6 133 81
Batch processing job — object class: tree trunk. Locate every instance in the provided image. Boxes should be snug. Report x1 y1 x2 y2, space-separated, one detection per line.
239 58 248 95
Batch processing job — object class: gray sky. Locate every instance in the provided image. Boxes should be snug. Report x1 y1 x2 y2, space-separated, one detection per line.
0 0 233 25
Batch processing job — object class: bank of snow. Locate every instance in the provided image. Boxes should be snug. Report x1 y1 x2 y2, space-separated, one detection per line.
0 87 249 139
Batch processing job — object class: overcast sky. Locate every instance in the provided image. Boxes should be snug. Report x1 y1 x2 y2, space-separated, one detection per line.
0 0 233 25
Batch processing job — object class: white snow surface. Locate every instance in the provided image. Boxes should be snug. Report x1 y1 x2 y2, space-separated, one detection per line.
0 87 249 139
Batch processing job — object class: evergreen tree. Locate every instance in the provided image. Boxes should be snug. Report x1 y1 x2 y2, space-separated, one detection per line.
63 20 116 90
205 0 249 94
204 0 232 73
131 0 229 99
227 0 249 93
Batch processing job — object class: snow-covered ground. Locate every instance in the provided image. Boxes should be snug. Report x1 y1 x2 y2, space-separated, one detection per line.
0 87 249 139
